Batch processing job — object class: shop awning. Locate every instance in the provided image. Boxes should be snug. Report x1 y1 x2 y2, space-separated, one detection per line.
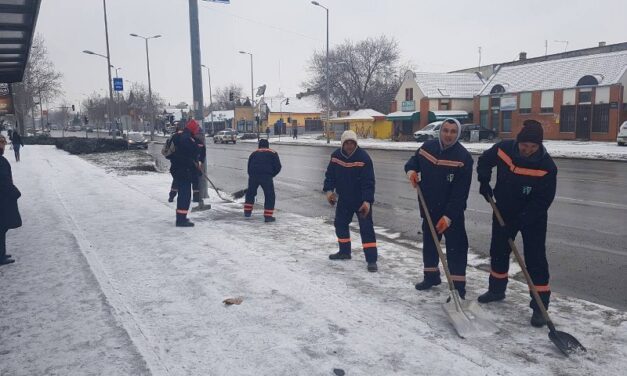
386 111 420 121
0 0 42 83
430 110 469 121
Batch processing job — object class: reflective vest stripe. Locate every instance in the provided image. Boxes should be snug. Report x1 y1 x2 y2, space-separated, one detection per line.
419 149 465 168
331 157 365 168
497 148 548 177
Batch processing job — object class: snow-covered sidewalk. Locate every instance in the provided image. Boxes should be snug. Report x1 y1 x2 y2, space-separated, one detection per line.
255 134 627 161
1 146 626 375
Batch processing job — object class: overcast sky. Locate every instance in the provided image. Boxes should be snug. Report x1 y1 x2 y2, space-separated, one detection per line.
36 0 627 109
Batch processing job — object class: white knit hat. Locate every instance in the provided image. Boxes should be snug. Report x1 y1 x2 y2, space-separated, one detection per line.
340 130 358 145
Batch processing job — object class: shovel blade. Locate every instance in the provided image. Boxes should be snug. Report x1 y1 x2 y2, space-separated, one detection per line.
231 188 247 199
442 292 500 339
191 202 212 212
549 330 587 357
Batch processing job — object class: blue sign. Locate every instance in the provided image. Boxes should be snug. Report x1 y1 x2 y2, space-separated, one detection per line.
113 77 123 91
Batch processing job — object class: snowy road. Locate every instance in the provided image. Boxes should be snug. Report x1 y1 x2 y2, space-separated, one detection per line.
1 146 626 375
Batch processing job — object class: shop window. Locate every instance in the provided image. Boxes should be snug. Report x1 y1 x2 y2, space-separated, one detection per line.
490 97 500 108
479 111 488 129
502 111 512 132
541 91 554 113
559 106 576 132
405 88 413 101
592 104 609 132
519 92 532 114
578 91 592 103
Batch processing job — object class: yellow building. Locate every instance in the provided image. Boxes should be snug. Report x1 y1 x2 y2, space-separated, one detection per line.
330 109 392 140
264 95 322 135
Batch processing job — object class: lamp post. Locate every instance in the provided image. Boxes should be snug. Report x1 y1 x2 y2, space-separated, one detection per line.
311 1 330 143
130 33 162 140
83 48 116 138
111 65 122 132
238 50 255 136
201 64 214 135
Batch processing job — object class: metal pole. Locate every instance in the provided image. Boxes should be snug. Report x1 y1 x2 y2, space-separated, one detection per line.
249 54 256 138
115 68 121 129
145 38 155 141
207 67 214 135
325 7 330 143
103 0 116 139
38 89 44 130
188 0 207 200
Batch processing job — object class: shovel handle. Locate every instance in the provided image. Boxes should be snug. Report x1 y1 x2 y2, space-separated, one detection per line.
487 197 554 327
201 172 229 202
416 186 456 291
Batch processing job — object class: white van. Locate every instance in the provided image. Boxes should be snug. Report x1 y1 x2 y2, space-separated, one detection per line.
413 121 443 142
617 121 627 146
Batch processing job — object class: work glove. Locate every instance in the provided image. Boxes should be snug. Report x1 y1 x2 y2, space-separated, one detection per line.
406 170 420 188
358 201 371 218
326 191 337 206
479 181 493 203
435 216 451 234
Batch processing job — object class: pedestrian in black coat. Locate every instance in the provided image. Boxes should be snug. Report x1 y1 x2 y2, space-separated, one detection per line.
0 135 21 265
244 138 281 222
404 118 473 298
476 119 557 328
10 130 23 162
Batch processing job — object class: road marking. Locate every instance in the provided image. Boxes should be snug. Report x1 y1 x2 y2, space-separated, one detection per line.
555 196 627 210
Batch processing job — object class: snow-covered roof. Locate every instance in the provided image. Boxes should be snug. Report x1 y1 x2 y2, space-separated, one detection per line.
204 110 234 122
330 109 386 122
264 95 322 114
479 50 627 95
414 72 484 98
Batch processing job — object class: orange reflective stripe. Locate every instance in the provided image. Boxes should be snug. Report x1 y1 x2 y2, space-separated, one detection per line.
418 149 464 168
497 148 548 177
337 238 351 243
424 267 440 272
450 275 466 282
331 157 365 168
176 209 188 214
534 284 551 292
490 270 508 279
362 242 377 249
256 148 276 153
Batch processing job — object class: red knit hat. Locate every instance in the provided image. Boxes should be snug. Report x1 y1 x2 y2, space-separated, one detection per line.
186 119 201 135
517 120 543 144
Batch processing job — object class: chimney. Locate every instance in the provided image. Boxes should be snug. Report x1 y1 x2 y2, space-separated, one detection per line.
519 52 527 61
598 41 606 47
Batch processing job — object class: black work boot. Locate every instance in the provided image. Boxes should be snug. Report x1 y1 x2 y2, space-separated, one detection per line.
0 257 15 265
329 252 351 260
264 216 276 223
367 262 378 272
414 276 442 290
477 291 506 303
176 220 195 227
530 310 547 328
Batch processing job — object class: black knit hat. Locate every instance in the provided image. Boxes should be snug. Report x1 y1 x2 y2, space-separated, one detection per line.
258 139 269 148
517 120 543 144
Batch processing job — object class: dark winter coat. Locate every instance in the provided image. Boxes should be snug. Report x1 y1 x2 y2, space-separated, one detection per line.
477 140 557 226
11 132 23 148
169 129 200 181
0 154 22 229
247 148 281 178
323 147 375 204
404 139 473 222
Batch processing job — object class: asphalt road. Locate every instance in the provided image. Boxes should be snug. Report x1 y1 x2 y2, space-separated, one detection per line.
149 140 626 312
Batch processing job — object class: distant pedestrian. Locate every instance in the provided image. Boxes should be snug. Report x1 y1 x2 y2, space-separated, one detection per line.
265 126 271 139
0 135 21 266
244 138 282 222
292 126 298 139
323 130 378 272
10 130 23 162
169 119 201 227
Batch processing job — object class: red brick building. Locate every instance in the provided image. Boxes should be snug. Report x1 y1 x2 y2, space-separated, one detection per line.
474 51 627 141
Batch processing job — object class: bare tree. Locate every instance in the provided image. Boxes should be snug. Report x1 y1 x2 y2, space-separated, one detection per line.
12 35 63 133
212 84 244 110
306 35 406 114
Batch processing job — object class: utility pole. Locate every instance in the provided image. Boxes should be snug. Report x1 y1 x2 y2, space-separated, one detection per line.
102 0 116 139
188 0 208 204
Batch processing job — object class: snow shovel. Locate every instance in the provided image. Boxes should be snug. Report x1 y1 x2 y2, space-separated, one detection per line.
416 186 499 338
487 197 586 356
199 172 235 203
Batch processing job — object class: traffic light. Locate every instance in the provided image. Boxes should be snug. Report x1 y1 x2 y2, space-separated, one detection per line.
229 92 234 101
71 104 75 111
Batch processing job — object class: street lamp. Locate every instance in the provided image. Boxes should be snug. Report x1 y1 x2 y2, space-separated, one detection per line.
201 64 214 135
130 33 162 140
311 0 330 143
111 65 122 130
239 50 255 136
82 48 116 138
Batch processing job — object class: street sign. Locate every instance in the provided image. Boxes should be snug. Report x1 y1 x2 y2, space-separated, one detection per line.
113 77 123 91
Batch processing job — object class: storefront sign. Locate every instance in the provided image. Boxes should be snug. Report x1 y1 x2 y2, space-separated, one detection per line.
500 96 517 111
401 100 415 112
0 83 14 115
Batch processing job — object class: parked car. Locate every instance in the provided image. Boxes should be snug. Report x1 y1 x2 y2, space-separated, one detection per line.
126 133 149 149
414 121 443 142
617 121 627 146
109 128 122 136
460 123 496 142
213 129 237 144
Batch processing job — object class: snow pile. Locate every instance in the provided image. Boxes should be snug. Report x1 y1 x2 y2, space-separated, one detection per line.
259 135 627 161
1 146 626 375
